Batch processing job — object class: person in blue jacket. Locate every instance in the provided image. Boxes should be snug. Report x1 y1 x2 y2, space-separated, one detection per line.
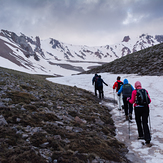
118 79 134 120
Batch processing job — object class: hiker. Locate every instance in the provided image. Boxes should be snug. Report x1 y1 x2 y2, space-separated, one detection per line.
118 79 134 120
128 81 151 145
96 75 108 99
113 76 123 110
92 73 99 96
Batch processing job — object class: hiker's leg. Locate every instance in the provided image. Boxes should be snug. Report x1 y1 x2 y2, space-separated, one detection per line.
117 94 121 109
129 102 133 114
142 106 151 142
120 93 123 109
101 87 104 98
95 84 98 96
98 87 102 99
134 107 144 137
128 102 133 119
102 91 104 98
123 97 128 116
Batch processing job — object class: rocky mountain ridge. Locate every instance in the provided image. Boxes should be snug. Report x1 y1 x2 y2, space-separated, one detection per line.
0 29 163 76
81 42 163 76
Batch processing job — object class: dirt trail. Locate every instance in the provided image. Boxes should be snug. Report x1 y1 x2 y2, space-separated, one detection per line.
102 100 149 163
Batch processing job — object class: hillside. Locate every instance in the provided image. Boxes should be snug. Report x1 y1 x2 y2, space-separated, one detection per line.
81 42 163 76
0 67 131 163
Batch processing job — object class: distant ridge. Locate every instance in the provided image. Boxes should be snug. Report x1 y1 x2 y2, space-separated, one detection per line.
81 42 163 76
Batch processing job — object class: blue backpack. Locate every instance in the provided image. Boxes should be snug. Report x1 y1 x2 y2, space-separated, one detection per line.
122 84 132 97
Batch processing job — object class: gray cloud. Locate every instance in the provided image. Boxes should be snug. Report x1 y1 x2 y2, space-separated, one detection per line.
0 0 163 46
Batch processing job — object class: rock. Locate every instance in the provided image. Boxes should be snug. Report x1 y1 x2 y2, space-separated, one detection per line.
40 142 49 147
92 159 98 163
55 121 64 125
95 118 104 125
65 126 73 131
75 116 86 124
22 134 29 139
21 107 26 111
54 135 61 140
16 118 21 122
0 115 8 125
73 127 83 133
53 159 57 163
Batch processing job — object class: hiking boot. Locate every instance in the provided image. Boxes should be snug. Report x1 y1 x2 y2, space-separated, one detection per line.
145 140 150 144
126 115 129 120
145 140 152 147
146 143 152 147
129 113 132 120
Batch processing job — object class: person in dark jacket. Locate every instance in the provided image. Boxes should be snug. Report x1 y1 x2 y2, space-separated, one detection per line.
96 75 108 99
92 74 99 96
118 79 134 120
128 81 151 145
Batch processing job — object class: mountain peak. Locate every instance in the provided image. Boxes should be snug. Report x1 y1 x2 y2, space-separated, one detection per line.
155 35 163 43
122 36 130 42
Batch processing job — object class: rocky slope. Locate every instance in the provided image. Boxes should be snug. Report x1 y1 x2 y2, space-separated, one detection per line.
0 67 131 163
81 42 163 76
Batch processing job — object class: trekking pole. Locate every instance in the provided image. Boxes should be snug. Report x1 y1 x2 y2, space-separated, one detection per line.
116 95 121 116
128 119 130 139
149 110 152 136
113 89 115 107
128 102 130 139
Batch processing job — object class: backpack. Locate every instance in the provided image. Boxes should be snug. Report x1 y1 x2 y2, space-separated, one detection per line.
122 84 132 97
117 81 123 91
97 78 103 88
135 89 150 105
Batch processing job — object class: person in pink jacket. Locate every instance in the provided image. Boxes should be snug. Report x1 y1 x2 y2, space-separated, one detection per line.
128 81 151 145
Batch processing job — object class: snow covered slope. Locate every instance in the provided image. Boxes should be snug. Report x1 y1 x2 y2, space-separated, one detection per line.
0 29 163 76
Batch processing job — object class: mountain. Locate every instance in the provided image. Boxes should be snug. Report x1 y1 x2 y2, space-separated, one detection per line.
81 42 163 76
0 29 163 76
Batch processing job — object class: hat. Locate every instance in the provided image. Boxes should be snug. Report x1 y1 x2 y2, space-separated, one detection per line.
135 81 142 89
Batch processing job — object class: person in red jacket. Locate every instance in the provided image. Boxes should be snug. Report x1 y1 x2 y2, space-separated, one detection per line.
128 81 151 145
113 76 123 110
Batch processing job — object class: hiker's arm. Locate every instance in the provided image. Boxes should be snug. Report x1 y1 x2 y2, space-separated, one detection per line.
92 77 95 85
146 90 151 103
113 82 117 89
103 81 108 86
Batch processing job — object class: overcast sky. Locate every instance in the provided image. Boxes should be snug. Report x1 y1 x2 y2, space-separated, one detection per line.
0 0 163 46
